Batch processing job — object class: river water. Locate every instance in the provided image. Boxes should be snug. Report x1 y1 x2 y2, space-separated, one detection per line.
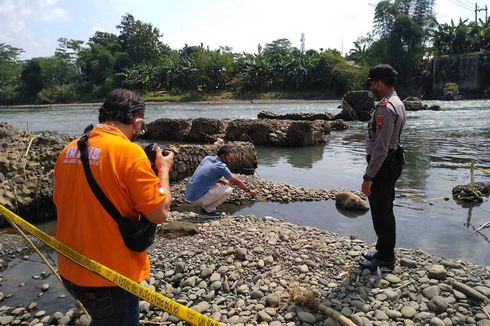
1 101 489 267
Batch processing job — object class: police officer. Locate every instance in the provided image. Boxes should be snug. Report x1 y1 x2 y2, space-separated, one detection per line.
360 64 406 272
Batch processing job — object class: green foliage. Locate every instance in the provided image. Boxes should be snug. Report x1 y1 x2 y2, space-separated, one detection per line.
432 19 490 56
0 14 368 104
117 14 169 66
20 60 44 99
37 84 77 104
0 43 23 104
443 82 459 95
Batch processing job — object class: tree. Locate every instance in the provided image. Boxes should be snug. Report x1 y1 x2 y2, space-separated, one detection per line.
117 14 169 67
20 60 43 98
0 43 23 104
55 38 84 64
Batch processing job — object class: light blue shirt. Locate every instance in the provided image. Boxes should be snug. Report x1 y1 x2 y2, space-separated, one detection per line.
186 156 233 201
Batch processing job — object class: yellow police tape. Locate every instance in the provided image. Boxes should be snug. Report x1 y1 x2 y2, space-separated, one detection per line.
469 162 490 176
0 204 222 326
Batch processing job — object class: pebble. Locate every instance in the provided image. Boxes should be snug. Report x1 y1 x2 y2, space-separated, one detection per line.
401 306 417 318
297 311 316 323
429 296 449 313
428 265 447 280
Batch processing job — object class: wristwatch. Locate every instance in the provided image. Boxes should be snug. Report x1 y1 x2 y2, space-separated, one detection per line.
363 174 373 182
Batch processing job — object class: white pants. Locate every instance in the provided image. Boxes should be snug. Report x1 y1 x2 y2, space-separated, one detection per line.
190 185 234 212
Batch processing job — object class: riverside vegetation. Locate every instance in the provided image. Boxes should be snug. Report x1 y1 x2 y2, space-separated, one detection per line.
2 0 490 106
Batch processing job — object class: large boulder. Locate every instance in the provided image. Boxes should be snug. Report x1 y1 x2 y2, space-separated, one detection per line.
187 118 228 143
257 111 336 121
169 141 257 181
336 91 375 121
144 118 191 141
225 119 329 146
404 101 441 111
452 182 490 204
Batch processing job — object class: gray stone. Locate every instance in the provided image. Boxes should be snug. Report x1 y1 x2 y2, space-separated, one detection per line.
384 273 401 284
201 268 214 278
374 310 389 321
401 306 417 318
475 286 490 298
430 317 445 326
400 258 418 268
324 317 340 326
139 301 151 314
386 309 402 319
209 272 221 282
191 301 210 313
428 265 447 280
78 315 91 326
384 289 401 301
258 310 272 322
297 311 316 323
235 248 247 261
251 290 264 299
0 316 14 325
265 293 280 307
299 264 309 273
423 286 441 299
175 262 185 274
429 296 448 313
477 321 490 326
415 312 435 322
335 192 369 210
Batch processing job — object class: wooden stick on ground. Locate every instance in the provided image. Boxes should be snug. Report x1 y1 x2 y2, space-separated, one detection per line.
6 218 89 316
291 286 356 326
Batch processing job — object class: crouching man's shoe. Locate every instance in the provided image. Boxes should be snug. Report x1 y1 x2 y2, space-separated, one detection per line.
359 257 395 273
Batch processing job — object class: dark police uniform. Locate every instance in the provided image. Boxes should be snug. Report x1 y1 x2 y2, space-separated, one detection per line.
365 91 406 263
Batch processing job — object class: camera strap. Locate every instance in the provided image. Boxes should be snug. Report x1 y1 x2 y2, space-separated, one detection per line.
77 127 124 225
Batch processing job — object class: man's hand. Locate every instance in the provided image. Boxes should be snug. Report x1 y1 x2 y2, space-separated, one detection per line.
217 178 229 186
249 189 258 197
155 146 174 173
361 180 372 196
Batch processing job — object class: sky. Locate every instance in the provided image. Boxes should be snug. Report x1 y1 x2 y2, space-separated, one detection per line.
1 0 489 60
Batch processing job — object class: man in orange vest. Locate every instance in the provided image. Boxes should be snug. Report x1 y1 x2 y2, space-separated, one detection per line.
54 89 174 325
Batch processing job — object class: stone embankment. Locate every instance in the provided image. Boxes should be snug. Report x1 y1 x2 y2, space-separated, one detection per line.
0 123 257 226
144 118 344 146
1 213 489 325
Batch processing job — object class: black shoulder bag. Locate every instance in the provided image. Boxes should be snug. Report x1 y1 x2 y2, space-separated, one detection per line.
77 129 157 252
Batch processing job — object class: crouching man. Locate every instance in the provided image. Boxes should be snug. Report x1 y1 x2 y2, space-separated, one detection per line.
186 146 257 217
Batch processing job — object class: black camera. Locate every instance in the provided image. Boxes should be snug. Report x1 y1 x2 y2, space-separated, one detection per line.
143 143 172 173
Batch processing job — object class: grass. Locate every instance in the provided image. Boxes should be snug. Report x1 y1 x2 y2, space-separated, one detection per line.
143 90 339 102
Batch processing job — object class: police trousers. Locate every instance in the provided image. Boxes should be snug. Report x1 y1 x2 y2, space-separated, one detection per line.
367 150 403 262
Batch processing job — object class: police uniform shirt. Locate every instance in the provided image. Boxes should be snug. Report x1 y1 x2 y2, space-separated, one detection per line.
366 91 407 179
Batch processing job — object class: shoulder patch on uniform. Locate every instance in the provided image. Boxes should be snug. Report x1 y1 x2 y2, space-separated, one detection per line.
157 182 165 194
376 113 384 130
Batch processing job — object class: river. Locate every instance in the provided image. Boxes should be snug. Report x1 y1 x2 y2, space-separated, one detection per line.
1 100 489 266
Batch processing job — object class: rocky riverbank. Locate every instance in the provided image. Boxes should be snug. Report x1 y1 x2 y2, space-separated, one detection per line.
0 213 489 325
170 175 351 207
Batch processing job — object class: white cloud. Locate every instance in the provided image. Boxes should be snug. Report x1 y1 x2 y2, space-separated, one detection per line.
92 26 106 33
42 7 69 21
0 0 69 58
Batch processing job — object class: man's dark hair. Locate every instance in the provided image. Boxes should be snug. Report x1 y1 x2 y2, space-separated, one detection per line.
217 146 232 157
98 89 145 124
